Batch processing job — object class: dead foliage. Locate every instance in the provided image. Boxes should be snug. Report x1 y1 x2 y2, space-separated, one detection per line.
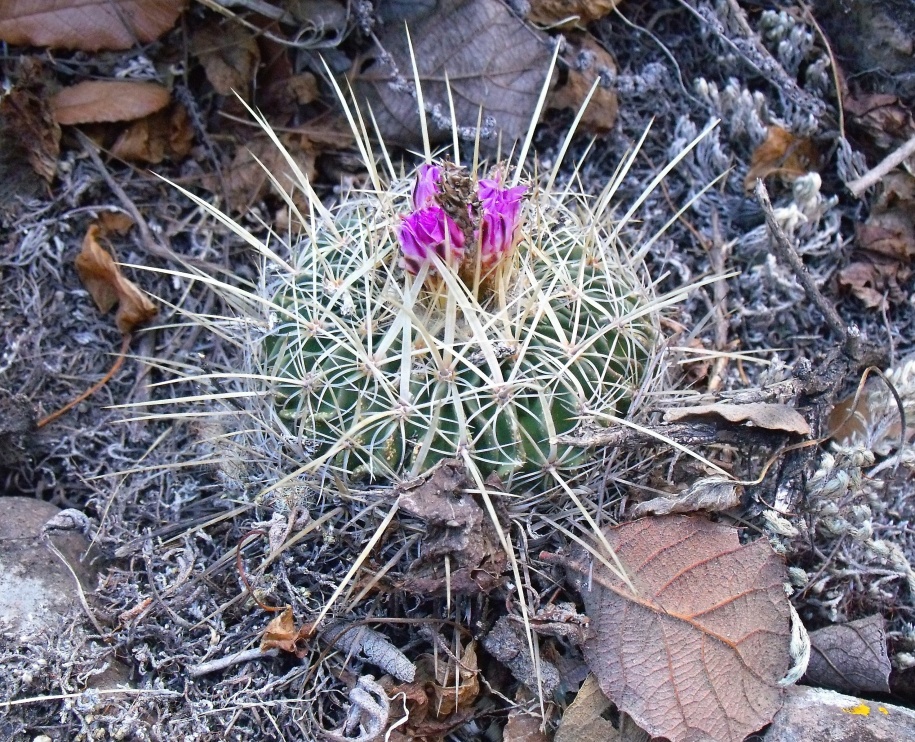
744 125 820 191
75 222 157 334
0 0 187 51
51 80 171 125
396 460 508 597
547 515 791 742
805 615 892 694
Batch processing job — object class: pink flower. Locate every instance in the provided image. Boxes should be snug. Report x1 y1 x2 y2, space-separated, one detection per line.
412 163 442 209
476 178 526 269
399 206 465 275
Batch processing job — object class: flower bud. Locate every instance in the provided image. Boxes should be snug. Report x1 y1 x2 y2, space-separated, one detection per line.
398 206 465 275
476 177 527 269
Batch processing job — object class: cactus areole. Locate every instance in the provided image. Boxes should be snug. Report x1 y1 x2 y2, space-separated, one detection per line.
265 159 655 488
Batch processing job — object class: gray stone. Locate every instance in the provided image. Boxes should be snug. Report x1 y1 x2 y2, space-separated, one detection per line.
762 685 915 742
0 496 97 637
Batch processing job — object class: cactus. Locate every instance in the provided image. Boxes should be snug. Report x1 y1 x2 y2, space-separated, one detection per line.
263 154 656 489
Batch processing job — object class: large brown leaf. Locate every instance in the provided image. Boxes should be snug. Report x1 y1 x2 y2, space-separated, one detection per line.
559 515 791 742
0 0 185 51
352 0 551 148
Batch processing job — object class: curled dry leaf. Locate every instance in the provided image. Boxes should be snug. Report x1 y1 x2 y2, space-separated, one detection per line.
352 0 551 149
75 224 158 334
414 639 479 719
397 460 507 596
551 515 791 742
0 59 59 210
744 126 820 191
51 81 171 126
632 476 742 517
527 0 620 25
0 0 186 51
664 402 811 435
547 31 618 134
555 674 618 742
260 605 306 655
111 103 194 163
838 172 915 309
804 615 892 694
191 21 260 98
482 615 561 697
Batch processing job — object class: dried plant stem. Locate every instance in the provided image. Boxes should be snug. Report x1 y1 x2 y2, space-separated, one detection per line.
38 334 131 429
846 132 915 198
188 647 279 678
755 180 861 360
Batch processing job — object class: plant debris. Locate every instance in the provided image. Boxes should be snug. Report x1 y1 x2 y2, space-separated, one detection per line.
547 515 792 742
804 614 892 694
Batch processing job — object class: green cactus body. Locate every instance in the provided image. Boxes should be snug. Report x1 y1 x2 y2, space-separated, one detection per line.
264 169 655 489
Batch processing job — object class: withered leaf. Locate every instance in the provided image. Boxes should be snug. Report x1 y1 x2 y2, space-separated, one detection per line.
75 224 158 334
110 103 194 163
744 126 820 191
528 0 620 25
415 639 479 719
664 402 811 435
192 22 260 98
352 0 551 149
397 460 507 596
555 674 618 742
51 81 171 125
561 515 791 742
0 0 186 51
259 605 302 654
547 32 617 134
804 615 891 694
503 711 551 742
632 476 742 517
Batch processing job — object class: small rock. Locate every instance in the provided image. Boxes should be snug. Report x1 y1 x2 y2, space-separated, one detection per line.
762 685 915 741
0 496 97 637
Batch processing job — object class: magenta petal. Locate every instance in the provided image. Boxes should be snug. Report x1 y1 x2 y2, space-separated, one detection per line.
413 164 442 210
398 206 465 274
476 178 526 268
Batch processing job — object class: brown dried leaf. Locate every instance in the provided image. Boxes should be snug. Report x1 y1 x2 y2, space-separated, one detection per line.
192 22 260 98
839 172 915 308
744 126 820 191
211 134 317 214
663 402 811 435
352 0 551 149
804 615 892 694
560 515 791 742
110 103 193 163
845 93 915 151
632 476 742 517
555 674 618 742
528 0 620 25
0 82 60 183
503 711 551 742
415 640 479 719
397 460 507 596
51 81 171 125
0 0 186 51
547 32 617 134
259 605 301 654
75 224 158 334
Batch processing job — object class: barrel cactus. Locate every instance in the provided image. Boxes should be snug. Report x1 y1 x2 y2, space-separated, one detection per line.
263 152 657 490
